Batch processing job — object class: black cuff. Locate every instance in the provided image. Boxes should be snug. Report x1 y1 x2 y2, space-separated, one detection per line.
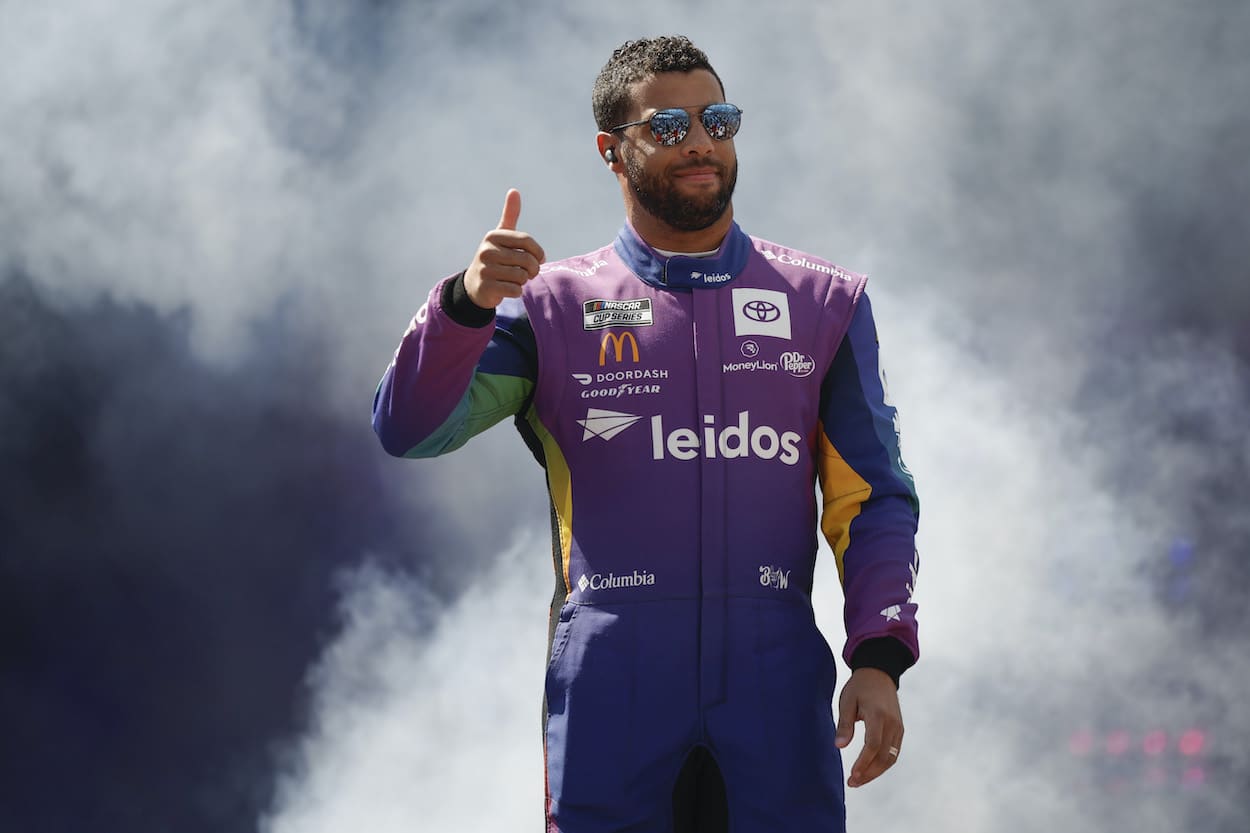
442 271 495 329
849 637 915 690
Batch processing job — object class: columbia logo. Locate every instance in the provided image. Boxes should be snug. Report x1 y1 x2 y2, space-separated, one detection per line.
577 574 590 592
762 250 777 260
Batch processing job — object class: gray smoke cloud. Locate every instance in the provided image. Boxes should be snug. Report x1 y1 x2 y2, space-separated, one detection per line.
2 0 1247 830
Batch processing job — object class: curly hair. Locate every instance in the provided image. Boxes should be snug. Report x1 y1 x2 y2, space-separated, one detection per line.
591 36 725 132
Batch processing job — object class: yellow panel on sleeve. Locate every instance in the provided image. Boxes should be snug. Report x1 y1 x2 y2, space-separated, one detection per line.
818 424 872 584
527 413 574 592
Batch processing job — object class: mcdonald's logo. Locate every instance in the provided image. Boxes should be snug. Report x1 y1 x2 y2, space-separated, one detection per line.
600 331 640 366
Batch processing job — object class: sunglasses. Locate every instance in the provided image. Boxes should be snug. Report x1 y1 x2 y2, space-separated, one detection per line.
609 103 743 147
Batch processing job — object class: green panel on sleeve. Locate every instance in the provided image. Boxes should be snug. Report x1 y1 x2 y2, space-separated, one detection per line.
403 372 535 458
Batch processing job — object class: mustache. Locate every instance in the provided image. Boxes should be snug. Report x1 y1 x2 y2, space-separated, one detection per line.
671 159 729 174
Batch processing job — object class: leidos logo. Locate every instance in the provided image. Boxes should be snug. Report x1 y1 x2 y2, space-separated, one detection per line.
651 411 803 466
578 408 802 465
690 270 732 284
599 331 639 366
577 409 644 441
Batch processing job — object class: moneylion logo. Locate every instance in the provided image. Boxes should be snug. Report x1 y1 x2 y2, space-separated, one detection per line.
599 331 639 366
577 408 644 441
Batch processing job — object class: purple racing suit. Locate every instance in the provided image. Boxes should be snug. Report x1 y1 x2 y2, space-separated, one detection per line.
373 220 920 832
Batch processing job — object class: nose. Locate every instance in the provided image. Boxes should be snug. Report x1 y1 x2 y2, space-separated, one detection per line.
682 117 716 156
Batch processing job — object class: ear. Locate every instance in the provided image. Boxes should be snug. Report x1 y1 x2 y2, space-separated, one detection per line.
596 131 621 169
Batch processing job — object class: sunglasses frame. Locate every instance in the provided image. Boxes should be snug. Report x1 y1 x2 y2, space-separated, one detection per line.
608 103 743 147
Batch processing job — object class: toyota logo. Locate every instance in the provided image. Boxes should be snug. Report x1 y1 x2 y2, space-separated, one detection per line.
743 300 781 322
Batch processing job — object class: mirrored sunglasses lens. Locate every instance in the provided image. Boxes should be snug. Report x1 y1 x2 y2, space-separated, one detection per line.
650 110 690 146
702 105 741 140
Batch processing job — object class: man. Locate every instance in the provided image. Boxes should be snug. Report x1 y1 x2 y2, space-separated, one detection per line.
373 35 920 833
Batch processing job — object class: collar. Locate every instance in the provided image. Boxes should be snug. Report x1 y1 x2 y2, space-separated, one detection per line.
612 221 751 289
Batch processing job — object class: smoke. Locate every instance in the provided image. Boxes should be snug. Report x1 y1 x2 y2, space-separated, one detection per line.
262 536 551 833
1 0 1247 831
0 273 457 832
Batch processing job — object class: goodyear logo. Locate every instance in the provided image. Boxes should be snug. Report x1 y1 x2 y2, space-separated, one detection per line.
583 298 654 330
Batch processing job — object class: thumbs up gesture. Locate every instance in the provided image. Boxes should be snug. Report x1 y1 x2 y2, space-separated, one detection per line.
464 189 547 310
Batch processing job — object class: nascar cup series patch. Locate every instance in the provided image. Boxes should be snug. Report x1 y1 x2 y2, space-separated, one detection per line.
583 298 654 330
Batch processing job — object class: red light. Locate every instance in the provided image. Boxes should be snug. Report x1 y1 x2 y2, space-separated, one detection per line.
1141 730 1168 756
1068 729 1093 756
1178 729 1206 757
1105 730 1131 756
1182 765 1206 788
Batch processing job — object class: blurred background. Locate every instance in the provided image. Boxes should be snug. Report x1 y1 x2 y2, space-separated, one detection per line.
1 0 1247 831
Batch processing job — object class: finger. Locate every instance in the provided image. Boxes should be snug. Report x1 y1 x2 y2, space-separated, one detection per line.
483 230 546 265
479 264 536 291
481 246 542 279
478 277 525 301
834 694 858 749
850 700 890 785
847 704 888 786
498 188 522 231
848 713 903 787
849 736 902 787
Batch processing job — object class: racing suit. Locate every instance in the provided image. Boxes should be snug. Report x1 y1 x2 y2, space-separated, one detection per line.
373 220 920 832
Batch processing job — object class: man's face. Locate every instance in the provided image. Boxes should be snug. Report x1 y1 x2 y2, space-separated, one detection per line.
617 70 738 234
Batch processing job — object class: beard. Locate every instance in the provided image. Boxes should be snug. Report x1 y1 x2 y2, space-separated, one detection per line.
624 155 738 232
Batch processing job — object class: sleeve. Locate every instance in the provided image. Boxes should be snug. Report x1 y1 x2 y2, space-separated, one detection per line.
816 291 921 686
372 273 537 458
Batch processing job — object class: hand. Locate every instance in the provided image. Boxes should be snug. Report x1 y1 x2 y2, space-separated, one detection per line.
835 667 904 788
463 189 546 309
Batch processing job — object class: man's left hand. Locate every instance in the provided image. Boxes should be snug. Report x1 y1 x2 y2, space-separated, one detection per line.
834 667 904 788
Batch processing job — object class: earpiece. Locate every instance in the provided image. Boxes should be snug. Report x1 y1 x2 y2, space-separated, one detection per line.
604 147 616 164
